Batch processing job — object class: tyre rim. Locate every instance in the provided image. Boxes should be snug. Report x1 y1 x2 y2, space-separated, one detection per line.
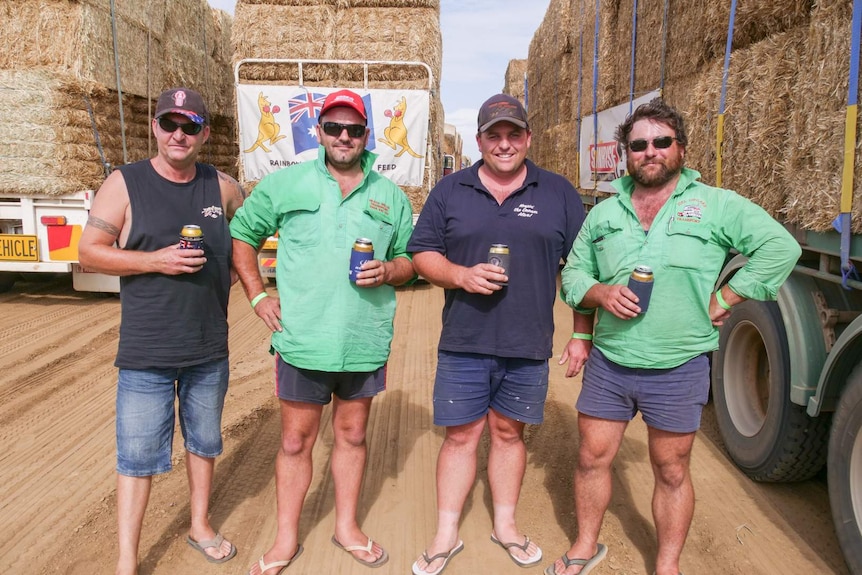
851 421 862 532
723 320 770 437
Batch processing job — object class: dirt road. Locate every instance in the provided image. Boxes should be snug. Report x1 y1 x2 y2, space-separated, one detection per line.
0 275 848 575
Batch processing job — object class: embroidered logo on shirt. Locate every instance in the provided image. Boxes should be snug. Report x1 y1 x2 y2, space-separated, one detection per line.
368 199 391 216
513 203 538 218
676 199 705 223
202 206 223 218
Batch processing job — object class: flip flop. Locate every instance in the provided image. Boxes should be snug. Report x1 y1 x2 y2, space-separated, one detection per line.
331 535 389 568
544 543 607 575
249 545 304 575
490 532 543 566
185 533 237 564
412 540 464 575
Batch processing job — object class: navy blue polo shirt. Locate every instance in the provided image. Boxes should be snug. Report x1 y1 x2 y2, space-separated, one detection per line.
408 159 585 360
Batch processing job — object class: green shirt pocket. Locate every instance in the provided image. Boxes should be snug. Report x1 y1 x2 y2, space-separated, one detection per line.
280 194 322 248
664 217 712 270
362 205 395 258
592 222 626 281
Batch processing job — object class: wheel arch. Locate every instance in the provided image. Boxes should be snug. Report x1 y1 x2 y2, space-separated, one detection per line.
810 315 862 416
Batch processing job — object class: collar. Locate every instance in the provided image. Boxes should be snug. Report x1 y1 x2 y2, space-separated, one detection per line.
611 166 702 199
465 158 540 194
314 145 379 179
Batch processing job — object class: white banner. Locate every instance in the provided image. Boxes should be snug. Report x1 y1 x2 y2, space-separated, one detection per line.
579 90 661 193
237 85 430 185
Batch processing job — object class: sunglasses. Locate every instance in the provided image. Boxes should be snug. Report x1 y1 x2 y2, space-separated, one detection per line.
158 117 204 136
321 122 366 139
627 136 677 152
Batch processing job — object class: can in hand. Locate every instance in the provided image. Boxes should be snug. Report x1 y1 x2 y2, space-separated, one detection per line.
627 265 654 314
349 238 374 282
179 225 204 250
488 244 510 286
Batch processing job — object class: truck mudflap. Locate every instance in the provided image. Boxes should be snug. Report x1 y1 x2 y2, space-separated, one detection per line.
828 361 862 574
712 300 831 482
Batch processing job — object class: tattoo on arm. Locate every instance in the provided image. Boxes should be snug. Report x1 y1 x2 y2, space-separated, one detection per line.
87 216 120 238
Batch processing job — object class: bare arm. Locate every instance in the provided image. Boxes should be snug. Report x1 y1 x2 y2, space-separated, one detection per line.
412 251 506 294
217 170 246 220
559 310 595 377
232 238 282 332
355 256 415 288
78 170 206 276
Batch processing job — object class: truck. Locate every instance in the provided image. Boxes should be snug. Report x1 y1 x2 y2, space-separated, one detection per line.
233 58 441 280
0 192 119 293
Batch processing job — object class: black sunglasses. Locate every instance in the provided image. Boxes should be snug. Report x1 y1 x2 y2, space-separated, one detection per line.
321 122 366 139
627 136 677 152
158 117 204 136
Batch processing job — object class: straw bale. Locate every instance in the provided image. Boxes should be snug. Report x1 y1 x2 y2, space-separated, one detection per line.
336 0 438 7
333 6 442 88
238 0 332 5
232 3 337 82
784 1 862 232
79 0 167 37
504 59 527 103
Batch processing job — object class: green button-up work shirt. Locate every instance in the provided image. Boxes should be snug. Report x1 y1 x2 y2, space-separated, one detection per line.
230 148 414 372
561 167 801 369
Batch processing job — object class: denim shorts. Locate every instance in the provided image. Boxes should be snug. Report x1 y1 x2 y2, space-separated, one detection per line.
433 351 549 426
116 357 229 477
275 354 386 404
577 347 710 433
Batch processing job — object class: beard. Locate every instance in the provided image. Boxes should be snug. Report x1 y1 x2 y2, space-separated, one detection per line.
628 154 683 188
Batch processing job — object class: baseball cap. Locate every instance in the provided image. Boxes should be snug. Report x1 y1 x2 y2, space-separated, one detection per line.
319 89 367 121
154 87 209 124
477 94 528 132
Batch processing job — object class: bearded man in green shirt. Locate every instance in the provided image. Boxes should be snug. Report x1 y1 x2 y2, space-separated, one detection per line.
231 89 415 575
547 99 800 575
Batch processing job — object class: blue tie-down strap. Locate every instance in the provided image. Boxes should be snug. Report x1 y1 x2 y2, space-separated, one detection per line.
833 213 858 290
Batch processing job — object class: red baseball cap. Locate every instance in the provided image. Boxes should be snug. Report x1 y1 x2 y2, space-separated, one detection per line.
319 89 367 121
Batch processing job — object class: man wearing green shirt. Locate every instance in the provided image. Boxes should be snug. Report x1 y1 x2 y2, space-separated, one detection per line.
231 89 414 575
548 99 800 575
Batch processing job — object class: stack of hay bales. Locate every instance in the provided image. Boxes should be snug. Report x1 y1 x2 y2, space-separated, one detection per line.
232 0 444 213
504 59 527 105
524 0 862 233
0 0 235 197
443 123 462 172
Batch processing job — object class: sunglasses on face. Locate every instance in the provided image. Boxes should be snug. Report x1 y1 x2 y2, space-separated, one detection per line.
158 117 204 136
627 136 677 152
321 122 366 139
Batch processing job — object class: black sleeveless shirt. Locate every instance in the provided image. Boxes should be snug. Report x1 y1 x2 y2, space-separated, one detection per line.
115 160 231 369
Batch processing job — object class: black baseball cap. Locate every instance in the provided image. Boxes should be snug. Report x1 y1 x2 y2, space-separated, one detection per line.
477 94 528 133
154 87 209 124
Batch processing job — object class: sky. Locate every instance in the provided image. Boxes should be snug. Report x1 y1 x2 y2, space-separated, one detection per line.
205 0 551 163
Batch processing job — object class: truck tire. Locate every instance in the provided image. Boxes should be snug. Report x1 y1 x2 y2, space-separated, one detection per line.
712 300 829 481
0 272 18 293
828 362 862 574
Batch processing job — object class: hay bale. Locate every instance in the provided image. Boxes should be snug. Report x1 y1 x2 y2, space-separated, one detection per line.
504 59 527 103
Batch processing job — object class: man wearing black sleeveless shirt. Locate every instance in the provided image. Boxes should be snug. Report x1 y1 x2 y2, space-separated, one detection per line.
79 87 246 575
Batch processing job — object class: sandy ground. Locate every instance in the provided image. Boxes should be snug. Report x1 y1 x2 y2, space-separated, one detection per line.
0 274 849 575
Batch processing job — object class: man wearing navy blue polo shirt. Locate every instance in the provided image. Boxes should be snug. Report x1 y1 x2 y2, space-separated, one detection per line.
409 93 588 575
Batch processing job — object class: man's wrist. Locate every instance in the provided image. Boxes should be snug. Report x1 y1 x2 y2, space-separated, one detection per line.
250 292 268 309
715 289 732 310
571 332 593 341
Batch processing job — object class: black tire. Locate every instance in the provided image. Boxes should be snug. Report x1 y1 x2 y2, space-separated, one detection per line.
712 300 829 481
0 272 18 293
828 362 862 574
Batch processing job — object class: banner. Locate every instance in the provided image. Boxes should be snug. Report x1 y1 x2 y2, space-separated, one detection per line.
237 85 430 185
579 90 660 193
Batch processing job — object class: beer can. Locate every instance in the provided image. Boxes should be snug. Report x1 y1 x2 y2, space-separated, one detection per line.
488 243 510 286
179 225 204 250
627 264 654 314
349 238 374 282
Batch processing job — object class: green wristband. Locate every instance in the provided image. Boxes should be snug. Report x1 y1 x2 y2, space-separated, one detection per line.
250 292 268 309
715 289 732 310
571 332 593 341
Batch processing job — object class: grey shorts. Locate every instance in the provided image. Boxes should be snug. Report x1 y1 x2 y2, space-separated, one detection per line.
275 354 386 404
576 347 710 433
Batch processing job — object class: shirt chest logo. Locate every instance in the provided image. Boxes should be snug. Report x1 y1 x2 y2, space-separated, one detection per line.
675 199 705 223
202 206 223 219
513 203 538 218
368 199 391 216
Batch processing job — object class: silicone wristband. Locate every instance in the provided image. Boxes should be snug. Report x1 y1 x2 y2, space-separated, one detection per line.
715 289 732 310
250 292 268 309
571 332 593 341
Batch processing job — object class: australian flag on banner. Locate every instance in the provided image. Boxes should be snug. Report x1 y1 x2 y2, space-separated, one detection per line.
287 91 376 155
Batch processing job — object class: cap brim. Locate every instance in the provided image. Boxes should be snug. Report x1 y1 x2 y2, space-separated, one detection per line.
479 117 528 132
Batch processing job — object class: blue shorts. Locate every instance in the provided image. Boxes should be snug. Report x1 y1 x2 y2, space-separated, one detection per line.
116 357 229 477
275 354 386 404
433 351 549 426
577 348 710 433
